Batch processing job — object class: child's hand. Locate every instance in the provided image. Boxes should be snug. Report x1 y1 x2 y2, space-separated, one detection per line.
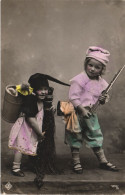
77 105 92 119
99 93 109 104
41 131 46 137
50 105 56 113
38 131 46 142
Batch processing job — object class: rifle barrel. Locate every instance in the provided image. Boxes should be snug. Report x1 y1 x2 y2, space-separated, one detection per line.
91 64 125 113
106 64 125 93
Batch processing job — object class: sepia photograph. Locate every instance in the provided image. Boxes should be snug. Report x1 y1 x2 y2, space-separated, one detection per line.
1 0 125 194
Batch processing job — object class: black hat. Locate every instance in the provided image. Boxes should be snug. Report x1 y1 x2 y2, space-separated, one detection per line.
28 73 70 91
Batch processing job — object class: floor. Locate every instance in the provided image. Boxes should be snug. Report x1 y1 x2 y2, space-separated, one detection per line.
1 153 125 194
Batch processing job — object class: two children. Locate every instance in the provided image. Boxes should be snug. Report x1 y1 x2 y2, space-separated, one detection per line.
65 46 119 173
8 46 119 183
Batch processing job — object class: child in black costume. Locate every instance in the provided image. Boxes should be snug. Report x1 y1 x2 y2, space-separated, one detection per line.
8 73 69 187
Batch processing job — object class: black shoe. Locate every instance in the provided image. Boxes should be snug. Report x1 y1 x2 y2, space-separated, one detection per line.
73 163 83 174
100 162 119 172
11 169 25 177
73 169 83 174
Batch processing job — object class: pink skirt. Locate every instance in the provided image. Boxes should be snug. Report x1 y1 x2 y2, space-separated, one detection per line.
8 109 44 156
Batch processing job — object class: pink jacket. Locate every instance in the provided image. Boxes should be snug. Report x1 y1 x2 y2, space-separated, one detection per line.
69 71 108 108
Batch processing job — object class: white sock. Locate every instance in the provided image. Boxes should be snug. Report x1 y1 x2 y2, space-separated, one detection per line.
71 148 82 170
93 148 108 163
12 162 21 172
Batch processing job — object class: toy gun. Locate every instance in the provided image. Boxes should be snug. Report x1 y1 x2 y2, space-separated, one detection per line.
90 64 125 114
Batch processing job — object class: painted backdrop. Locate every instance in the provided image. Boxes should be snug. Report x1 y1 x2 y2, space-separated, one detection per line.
1 0 125 158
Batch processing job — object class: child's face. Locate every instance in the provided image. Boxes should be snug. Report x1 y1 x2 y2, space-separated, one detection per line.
36 86 49 100
86 58 103 79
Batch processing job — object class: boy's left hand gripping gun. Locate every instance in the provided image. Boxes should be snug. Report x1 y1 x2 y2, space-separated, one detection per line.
91 64 125 114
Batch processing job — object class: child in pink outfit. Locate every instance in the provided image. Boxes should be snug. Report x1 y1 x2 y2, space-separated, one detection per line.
9 83 46 177
67 46 119 173
8 73 69 180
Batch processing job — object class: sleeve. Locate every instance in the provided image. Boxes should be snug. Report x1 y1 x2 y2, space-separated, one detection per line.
103 80 109 89
21 95 38 117
69 80 83 108
101 79 109 92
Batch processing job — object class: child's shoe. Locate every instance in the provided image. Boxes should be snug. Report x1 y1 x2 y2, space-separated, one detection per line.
11 169 25 177
100 162 119 172
73 163 83 174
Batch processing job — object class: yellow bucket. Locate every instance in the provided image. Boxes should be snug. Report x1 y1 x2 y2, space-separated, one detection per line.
2 85 23 123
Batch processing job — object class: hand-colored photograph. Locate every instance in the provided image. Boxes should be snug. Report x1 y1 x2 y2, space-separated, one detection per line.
1 0 125 194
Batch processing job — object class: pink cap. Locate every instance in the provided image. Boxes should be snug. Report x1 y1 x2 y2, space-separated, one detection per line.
86 46 110 66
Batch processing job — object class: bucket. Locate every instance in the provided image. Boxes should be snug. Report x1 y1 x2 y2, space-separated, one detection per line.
2 85 23 123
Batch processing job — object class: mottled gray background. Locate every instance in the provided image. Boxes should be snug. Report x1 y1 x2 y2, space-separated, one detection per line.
1 0 125 158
